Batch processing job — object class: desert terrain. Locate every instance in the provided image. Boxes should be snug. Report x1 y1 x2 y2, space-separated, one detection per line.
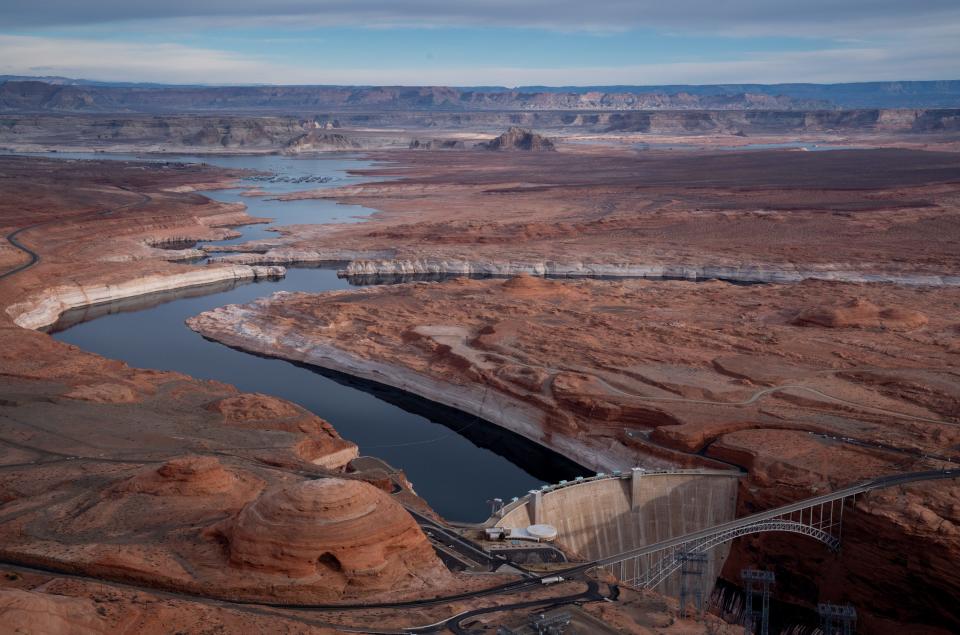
187 276 960 630
194 137 960 631
0 151 746 632
212 146 960 286
1 75 959 632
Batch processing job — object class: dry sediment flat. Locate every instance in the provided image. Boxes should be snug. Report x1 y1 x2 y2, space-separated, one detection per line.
187 275 960 633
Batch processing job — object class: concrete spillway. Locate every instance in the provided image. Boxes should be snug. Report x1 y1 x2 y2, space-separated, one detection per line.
492 469 741 594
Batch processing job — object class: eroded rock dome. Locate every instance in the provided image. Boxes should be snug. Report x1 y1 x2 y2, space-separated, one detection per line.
220 478 448 594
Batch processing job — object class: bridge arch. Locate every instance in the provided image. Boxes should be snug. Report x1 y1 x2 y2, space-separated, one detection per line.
618 518 841 589
587 469 960 590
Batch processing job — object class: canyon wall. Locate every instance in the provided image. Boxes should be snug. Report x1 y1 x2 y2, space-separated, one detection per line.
4 79 960 113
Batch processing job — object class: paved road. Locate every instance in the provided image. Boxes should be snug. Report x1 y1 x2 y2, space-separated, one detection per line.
443 580 607 635
0 223 43 280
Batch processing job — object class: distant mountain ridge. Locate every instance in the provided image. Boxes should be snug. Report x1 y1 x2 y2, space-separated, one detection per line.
0 80 828 113
0 78 957 113
515 81 960 108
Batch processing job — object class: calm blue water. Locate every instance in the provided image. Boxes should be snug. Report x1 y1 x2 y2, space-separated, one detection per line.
26 152 380 245
717 142 852 151
33 152 587 521
633 141 853 152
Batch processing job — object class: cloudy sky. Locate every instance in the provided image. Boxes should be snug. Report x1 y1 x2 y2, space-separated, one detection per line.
1 1 958 86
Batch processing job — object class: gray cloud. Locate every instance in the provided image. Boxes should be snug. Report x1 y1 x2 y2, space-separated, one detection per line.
2 0 959 35
2 2 956 85
1 32 957 85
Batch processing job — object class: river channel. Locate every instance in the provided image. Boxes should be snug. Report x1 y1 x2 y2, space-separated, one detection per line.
32 152 588 522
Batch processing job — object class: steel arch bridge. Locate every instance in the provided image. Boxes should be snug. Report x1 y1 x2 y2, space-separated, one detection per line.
572 469 959 590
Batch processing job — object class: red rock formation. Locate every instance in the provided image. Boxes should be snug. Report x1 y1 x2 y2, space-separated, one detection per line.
0 588 112 634
113 456 249 498
187 277 960 631
215 478 451 596
793 297 928 330
480 127 556 151
208 393 358 468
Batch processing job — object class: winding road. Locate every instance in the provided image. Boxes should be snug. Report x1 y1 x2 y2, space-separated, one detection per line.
0 224 43 280
0 184 151 280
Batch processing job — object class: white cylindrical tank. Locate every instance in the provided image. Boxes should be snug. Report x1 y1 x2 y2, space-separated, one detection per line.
526 523 558 542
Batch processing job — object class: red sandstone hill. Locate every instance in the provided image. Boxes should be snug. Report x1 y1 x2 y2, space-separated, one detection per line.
479 127 556 151
212 478 452 597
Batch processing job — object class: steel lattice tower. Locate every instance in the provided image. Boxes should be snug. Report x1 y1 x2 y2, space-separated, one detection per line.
741 569 775 635
818 603 857 635
678 552 708 619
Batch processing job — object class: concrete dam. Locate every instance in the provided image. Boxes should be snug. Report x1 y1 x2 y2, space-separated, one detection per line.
490 469 741 594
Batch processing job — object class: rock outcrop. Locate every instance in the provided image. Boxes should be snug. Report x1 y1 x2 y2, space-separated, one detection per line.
0 588 112 635
478 127 555 151
408 138 466 150
793 297 928 330
112 456 250 498
214 478 450 596
284 131 360 153
207 393 358 468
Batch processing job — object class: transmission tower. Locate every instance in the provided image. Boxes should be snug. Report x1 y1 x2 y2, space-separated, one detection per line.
818 603 857 635
678 552 708 619
741 569 775 635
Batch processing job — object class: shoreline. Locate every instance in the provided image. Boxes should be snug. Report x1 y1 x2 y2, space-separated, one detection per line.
7 264 285 330
186 297 729 474
208 252 960 286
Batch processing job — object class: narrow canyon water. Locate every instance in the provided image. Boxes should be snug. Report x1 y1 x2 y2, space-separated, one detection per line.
40 152 588 521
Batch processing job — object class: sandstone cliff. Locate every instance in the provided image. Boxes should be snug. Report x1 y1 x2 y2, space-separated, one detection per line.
478 127 556 151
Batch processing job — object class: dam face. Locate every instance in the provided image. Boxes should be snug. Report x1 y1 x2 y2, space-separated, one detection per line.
493 469 740 594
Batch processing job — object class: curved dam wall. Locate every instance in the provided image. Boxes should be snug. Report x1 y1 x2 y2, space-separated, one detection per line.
493 469 740 595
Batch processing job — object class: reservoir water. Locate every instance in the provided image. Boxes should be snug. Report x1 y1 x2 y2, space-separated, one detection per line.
36 152 588 522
